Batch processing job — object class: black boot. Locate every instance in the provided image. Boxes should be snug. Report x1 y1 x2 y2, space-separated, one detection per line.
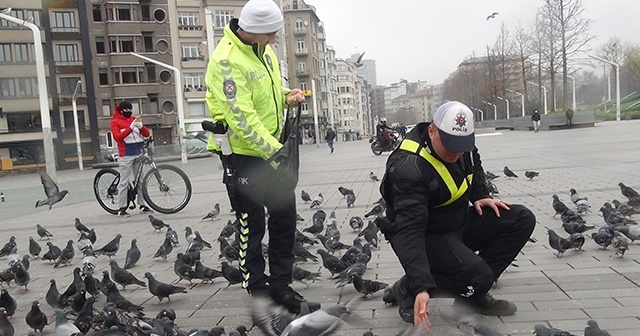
454 293 517 316
270 286 321 314
391 277 414 323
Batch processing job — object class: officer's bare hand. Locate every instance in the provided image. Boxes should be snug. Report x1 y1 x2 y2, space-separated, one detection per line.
286 89 306 107
474 198 511 217
414 291 431 329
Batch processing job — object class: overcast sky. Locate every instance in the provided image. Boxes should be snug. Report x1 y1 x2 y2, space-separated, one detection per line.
309 0 640 86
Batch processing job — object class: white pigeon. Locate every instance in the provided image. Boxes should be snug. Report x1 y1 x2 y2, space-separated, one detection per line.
81 254 97 276
310 193 324 209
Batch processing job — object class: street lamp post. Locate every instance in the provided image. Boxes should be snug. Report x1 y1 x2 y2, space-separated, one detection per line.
311 79 320 148
204 8 215 57
506 89 525 117
527 81 548 115
130 52 187 164
0 12 57 180
470 107 484 121
72 80 83 170
589 54 620 121
495 96 510 119
482 101 497 120
565 74 576 112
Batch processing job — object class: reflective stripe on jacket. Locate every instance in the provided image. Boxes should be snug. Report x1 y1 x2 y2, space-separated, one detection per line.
204 19 290 160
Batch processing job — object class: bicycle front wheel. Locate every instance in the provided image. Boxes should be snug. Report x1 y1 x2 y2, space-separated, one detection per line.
142 164 192 214
93 168 121 215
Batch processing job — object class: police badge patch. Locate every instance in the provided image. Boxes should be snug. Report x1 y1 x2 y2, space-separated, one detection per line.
265 54 274 71
223 80 236 98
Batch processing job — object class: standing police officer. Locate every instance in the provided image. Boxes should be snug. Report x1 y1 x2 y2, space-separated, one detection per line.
204 0 319 314
380 101 535 327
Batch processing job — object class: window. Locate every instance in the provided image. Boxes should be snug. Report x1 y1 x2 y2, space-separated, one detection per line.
59 77 81 96
298 62 306 73
301 103 309 111
102 100 111 117
214 10 233 29
295 20 304 29
8 9 24 27
63 110 86 130
142 32 153 52
99 68 108 85
146 64 156 82
0 44 11 62
181 43 202 60
108 36 138 53
0 79 17 97
141 3 150 21
184 73 204 90
299 81 307 90
178 12 199 26
188 102 205 117
93 5 102 22
96 37 105 54
121 68 138 84
116 5 132 21
99 131 115 149
26 10 41 27
56 44 80 63
14 44 29 62
52 12 77 31
17 78 33 96
296 39 305 52
113 67 143 84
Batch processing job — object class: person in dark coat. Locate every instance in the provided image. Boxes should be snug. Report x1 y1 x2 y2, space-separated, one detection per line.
325 127 336 153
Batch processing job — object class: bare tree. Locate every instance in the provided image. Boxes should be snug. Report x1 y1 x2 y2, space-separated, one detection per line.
538 4 563 111
597 37 626 97
622 44 640 94
512 21 533 105
545 0 593 111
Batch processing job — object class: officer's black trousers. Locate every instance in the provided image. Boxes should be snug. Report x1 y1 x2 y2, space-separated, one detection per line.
424 204 535 300
225 154 297 292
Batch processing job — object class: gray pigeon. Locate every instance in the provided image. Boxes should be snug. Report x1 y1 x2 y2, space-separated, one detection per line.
292 266 321 288
346 193 356 207
36 224 53 240
585 320 611 336
74 218 90 235
0 308 13 336
611 231 630 258
547 229 572 258
144 272 187 304
0 290 16 318
301 190 311 202
369 172 379 181
25 300 47 334
282 303 348 335
149 215 169 231
54 240 75 268
54 309 80 336
153 236 174 260
503 166 517 178
95 234 122 258
166 226 179 246
533 323 577 335
124 239 141 269
109 260 146 289
185 226 196 244
552 195 569 218
11 261 29 293
310 193 324 209
202 203 221 220
524 171 539 180
35 171 69 209
28 237 41 258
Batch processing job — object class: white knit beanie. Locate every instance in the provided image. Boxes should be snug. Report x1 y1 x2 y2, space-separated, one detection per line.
239 0 283 34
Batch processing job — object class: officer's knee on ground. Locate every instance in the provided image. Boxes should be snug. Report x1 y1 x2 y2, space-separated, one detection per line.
455 261 494 300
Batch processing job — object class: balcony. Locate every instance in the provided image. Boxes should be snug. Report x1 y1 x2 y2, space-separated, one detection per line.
181 56 205 62
51 27 80 33
293 27 307 35
183 85 205 93
178 25 203 31
55 60 84 66
294 48 308 56
296 69 309 77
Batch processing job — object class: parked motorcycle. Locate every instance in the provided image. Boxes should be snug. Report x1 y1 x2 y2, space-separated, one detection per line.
370 130 400 155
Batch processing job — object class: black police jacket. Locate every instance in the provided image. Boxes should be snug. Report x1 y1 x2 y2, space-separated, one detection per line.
379 122 490 297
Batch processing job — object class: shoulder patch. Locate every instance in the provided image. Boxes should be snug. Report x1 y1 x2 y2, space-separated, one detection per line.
395 156 423 182
265 54 274 71
223 80 236 99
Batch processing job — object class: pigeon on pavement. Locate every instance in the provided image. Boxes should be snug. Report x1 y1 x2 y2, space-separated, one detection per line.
562 222 595 235
591 228 614 250
11 261 30 293
153 236 174 260
611 231 630 258
612 199 640 216
618 182 640 200
310 193 324 209
202 203 221 220
109 260 146 289
346 193 356 207
0 289 16 318
25 300 47 334
221 261 243 289
149 215 170 231
144 272 187 304
552 195 569 218
0 308 13 336
35 171 69 210
42 242 62 262
54 309 80 336
54 240 75 268
301 190 311 203
547 229 572 258
352 274 388 300
338 187 354 197
349 216 364 232
524 171 539 180
95 234 122 258
585 320 611 336
124 239 141 269
36 224 53 240
364 204 385 218
503 166 518 178
369 172 379 181
292 266 321 288
28 237 41 258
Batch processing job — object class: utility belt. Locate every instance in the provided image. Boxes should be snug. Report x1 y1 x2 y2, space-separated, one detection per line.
202 120 235 196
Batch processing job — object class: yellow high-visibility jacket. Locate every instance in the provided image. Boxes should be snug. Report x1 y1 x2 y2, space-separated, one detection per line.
204 19 290 160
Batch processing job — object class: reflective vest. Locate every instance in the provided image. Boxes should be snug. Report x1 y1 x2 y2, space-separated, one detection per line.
399 139 473 207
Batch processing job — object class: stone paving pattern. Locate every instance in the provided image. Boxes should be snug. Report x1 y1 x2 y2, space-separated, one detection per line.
1 120 640 335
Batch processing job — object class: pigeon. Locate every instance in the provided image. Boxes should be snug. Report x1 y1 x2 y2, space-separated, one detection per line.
584 320 611 336
36 224 53 240
124 239 141 269
43 242 63 262
54 240 75 268
83 273 100 298
338 187 354 197
340 239 364 266
334 253 369 286
310 193 324 209
618 182 640 200
282 303 349 335
0 290 16 318
341 191 355 207
193 260 224 283
54 309 81 336
185 226 196 244
369 172 379 181
614 225 640 242
87 229 97 244
292 266 321 288
612 199 640 216
0 269 12 288
156 308 177 321
16 255 30 271
562 222 595 235
560 208 585 224
524 171 539 180
486 181 499 195
533 323 577 335
352 274 388 300
153 236 174 260
485 171 498 181
11 261 29 293
28 237 41 258
95 234 122 258
486 12 499 20
317 234 351 255
25 301 47 334
349 216 365 232
547 229 572 257
313 209 327 223
503 166 517 178
364 204 384 218
149 215 170 231
317 249 347 278
552 195 569 218
218 237 239 263
35 171 69 209
611 231 630 257
591 228 614 249
144 272 187 304
302 218 324 235
100 270 116 296
0 237 16 258
45 279 65 310
301 190 311 203
221 261 243 289
81 251 97 276
219 220 238 239
194 231 212 248
73 297 95 335
109 260 146 289
600 206 636 226
104 283 144 314
0 308 13 336
70 289 86 313
251 297 293 336
202 203 221 220
76 233 93 255
74 218 90 235
173 253 198 284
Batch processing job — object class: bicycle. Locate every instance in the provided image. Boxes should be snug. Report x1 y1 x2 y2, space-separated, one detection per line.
93 138 192 215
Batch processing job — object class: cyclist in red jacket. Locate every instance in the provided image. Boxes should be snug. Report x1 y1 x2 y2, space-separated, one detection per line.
110 101 153 217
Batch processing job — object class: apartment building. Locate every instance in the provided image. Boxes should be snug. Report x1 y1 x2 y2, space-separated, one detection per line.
86 0 177 155
334 59 372 139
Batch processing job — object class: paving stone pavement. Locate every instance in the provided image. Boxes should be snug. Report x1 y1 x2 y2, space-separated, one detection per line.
1 120 640 335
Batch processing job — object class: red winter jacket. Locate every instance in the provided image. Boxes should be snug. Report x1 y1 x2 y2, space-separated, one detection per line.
110 105 150 157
